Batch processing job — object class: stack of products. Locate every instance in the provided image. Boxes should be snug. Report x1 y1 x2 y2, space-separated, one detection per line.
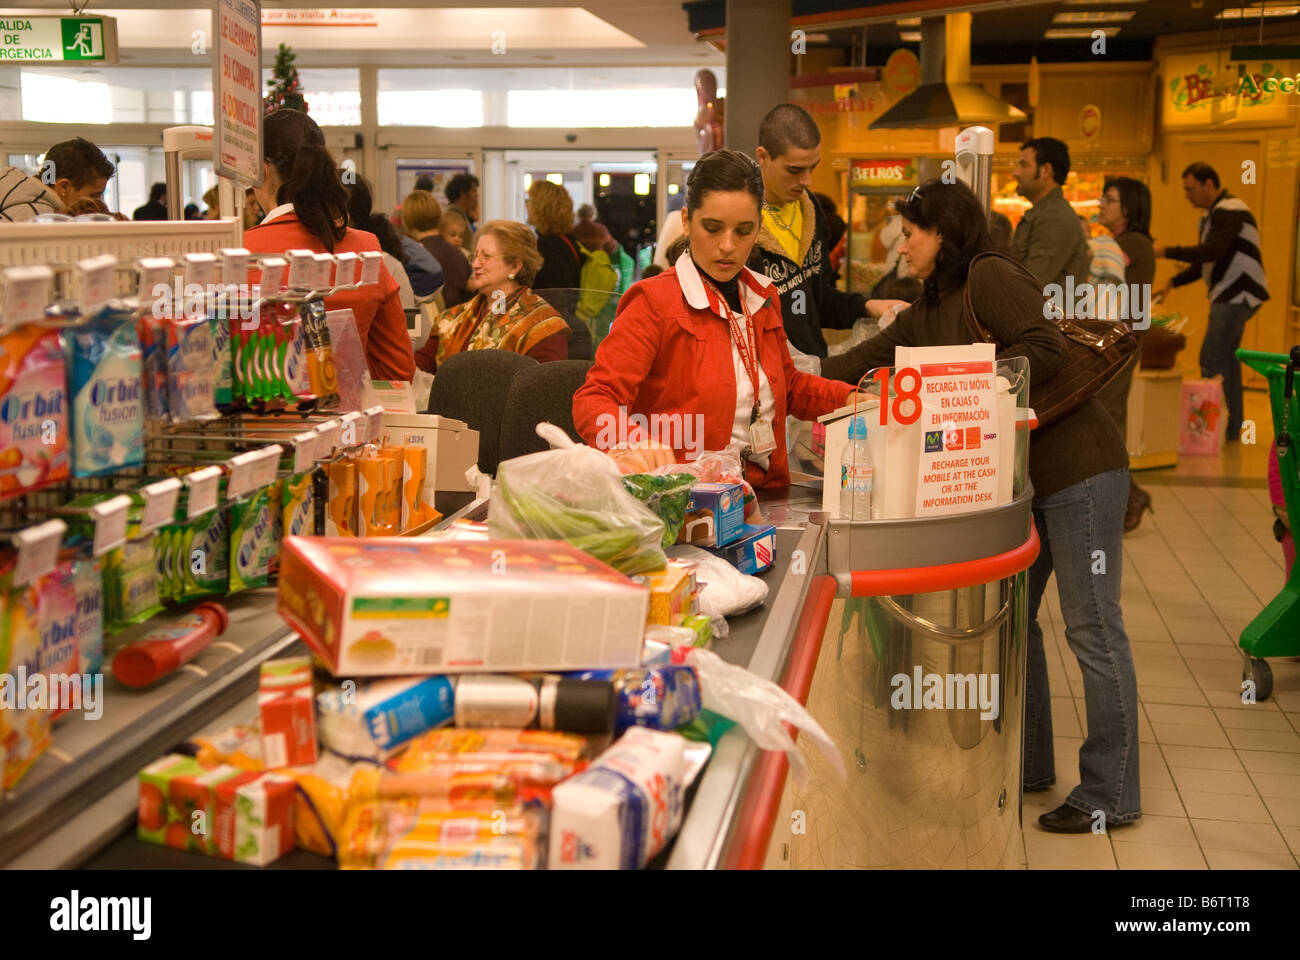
324 441 441 537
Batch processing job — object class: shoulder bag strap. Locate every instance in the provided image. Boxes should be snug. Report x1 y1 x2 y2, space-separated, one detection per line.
962 251 1002 345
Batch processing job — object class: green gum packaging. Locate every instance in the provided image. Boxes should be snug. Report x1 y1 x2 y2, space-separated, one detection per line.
105 533 164 632
228 487 274 593
183 508 229 597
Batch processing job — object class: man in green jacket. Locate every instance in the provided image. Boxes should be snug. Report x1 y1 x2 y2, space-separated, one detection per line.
1012 137 1090 299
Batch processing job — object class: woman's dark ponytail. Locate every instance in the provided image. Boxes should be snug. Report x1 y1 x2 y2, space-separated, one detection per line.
264 109 348 252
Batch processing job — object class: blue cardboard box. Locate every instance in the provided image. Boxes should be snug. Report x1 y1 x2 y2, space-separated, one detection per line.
708 523 777 575
678 481 746 547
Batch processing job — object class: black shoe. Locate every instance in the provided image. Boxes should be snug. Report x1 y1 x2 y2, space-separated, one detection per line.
1038 804 1097 833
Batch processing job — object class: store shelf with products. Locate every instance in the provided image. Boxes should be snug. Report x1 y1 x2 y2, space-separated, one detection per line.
990 164 1149 234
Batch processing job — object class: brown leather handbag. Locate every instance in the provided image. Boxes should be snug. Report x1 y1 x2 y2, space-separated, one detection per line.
962 251 1138 428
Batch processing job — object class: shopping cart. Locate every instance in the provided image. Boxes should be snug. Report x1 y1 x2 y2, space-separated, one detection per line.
1235 347 1300 701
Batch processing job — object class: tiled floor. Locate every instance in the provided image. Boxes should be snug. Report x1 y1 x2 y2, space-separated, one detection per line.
1026 388 1300 868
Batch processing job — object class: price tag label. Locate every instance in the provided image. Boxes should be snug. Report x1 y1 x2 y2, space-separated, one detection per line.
12 519 66 586
140 478 182 533
364 405 386 443
4 265 54 324
183 252 217 289
252 445 283 489
292 432 318 474
136 257 174 310
77 254 117 315
310 254 334 292
314 419 341 458
90 495 132 557
220 248 250 286
184 466 222 519
339 411 362 448
259 257 287 298
286 250 314 290
334 252 359 287
360 251 382 286
226 451 260 500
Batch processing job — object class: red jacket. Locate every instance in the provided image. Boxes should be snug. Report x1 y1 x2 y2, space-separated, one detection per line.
573 260 852 489
244 211 415 381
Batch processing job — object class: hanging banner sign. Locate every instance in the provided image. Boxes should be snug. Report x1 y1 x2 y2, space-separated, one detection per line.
850 158 919 188
212 0 264 185
0 16 117 63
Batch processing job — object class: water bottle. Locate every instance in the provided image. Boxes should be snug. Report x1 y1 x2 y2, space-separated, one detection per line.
839 416 873 520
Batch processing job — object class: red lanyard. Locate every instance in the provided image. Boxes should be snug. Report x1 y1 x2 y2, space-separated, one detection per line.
701 275 762 422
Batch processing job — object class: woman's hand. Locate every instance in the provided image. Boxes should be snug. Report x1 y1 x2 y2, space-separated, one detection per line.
607 443 678 475
866 299 910 320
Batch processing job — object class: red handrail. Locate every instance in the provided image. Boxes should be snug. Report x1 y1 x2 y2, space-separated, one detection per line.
723 528 1040 869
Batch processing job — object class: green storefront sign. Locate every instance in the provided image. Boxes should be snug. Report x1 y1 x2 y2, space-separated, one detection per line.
0 17 118 63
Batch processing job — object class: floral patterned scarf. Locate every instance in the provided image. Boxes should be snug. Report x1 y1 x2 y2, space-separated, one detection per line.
434 287 568 366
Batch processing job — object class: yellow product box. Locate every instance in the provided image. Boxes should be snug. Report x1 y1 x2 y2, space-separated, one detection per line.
636 561 693 627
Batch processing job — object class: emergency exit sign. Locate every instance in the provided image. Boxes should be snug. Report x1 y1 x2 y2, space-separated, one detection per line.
0 16 118 63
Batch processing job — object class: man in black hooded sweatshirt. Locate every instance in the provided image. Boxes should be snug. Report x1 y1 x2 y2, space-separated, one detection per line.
747 104 868 358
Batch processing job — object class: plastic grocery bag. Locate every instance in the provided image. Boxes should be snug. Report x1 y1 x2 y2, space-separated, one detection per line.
621 473 695 547
490 423 667 574
648 444 764 524
666 545 768 637
686 648 845 786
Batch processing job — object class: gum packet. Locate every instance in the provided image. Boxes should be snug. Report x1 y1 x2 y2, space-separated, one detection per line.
67 307 144 477
0 326 69 496
167 315 217 422
229 486 275 592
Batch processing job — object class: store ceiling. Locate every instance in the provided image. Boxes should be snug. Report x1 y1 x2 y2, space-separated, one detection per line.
685 0 1300 63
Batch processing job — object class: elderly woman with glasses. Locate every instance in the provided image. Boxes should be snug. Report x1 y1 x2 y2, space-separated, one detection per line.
414 219 570 374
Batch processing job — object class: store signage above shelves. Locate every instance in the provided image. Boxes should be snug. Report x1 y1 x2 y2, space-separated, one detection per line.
0 16 117 63
261 9 378 27
850 159 919 189
213 0 264 185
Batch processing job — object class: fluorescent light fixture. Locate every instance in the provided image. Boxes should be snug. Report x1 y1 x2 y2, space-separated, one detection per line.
523 173 533 190
1044 27 1121 37
633 173 651 196
1053 10 1136 22
546 173 564 184
900 31 922 41
1215 4 1300 17
896 17 921 25
599 173 611 187
668 183 679 195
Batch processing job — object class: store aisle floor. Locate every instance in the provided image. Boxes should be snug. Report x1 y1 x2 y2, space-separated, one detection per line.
1026 464 1300 869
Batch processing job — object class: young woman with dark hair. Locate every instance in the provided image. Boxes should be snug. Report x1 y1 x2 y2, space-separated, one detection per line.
822 179 1141 835
573 148 857 488
243 110 414 382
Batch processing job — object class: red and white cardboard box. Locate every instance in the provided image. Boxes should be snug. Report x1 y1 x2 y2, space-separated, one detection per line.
258 657 318 768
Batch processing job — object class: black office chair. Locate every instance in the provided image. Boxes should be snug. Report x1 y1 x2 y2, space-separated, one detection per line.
497 360 594 465
426 350 539 476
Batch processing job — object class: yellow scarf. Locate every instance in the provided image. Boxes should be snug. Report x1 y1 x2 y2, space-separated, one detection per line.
763 200 803 264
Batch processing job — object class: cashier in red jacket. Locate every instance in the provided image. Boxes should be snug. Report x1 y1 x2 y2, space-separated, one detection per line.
244 109 415 382
573 149 856 490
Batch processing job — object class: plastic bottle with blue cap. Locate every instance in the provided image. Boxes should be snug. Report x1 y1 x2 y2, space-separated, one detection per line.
839 416 873 520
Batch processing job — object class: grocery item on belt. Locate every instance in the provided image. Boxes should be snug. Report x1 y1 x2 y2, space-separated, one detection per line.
707 522 777 575
620 473 695 547
453 674 616 735
188 722 263 771
259 657 318 769
568 665 701 733
679 614 713 648
631 560 693 626
136 754 296 866
338 800 546 870
67 307 143 477
677 482 745 548
548 727 687 869
392 727 588 768
0 326 68 496
277 537 648 676
165 314 217 422
317 675 454 762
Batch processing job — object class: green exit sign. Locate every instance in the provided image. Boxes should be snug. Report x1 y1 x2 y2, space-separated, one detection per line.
0 16 118 63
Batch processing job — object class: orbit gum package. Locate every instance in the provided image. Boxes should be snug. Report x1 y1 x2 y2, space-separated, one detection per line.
229 487 275 593
0 326 69 496
67 307 144 477
166 315 217 422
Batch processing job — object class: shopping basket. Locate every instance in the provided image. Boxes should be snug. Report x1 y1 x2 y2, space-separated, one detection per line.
1235 347 1300 700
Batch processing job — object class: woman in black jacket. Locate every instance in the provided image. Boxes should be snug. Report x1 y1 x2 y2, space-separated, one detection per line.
823 180 1141 835
527 179 583 290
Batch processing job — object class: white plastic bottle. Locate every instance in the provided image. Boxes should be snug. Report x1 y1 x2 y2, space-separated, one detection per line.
839 416 873 520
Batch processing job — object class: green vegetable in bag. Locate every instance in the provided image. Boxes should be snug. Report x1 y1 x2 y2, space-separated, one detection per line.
621 473 695 547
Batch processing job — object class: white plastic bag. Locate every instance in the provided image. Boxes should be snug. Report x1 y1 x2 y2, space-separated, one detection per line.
686 648 845 786
826 316 882 357
665 544 767 637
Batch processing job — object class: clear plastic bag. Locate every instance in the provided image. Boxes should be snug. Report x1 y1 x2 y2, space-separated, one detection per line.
665 544 768 637
685 648 845 786
490 423 667 575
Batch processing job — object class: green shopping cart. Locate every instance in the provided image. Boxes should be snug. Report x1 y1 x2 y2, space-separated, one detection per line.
1236 346 1300 701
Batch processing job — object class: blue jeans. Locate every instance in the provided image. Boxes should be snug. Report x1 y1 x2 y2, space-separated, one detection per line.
1024 468 1141 823
1201 300 1257 440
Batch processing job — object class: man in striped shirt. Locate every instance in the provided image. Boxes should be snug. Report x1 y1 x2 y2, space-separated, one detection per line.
1155 162 1269 442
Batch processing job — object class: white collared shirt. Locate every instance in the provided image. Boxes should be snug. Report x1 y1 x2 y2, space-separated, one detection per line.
259 202 294 226
674 251 776 468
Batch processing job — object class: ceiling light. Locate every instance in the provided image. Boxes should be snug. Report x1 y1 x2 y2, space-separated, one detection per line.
599 173 611 187
668 183 679 195
900 31 922 41
523 173 532 190
546 173 564 185
633 173 650 196
1044 27 1121 37
1215 4 1300 17
896 17 921 26
1053 11 1136 22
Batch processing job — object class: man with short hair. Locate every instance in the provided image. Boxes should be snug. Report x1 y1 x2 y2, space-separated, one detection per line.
1011 137 1090 295
573 203 618 257
1155 162 1269 442
133 182 168 221
414 175 435 193
0 136 114 221
444 172 480 231
748 103 868 358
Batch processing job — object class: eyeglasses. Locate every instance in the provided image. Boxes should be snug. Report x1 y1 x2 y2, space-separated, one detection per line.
472 251 503 264
1099 195 1121 205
